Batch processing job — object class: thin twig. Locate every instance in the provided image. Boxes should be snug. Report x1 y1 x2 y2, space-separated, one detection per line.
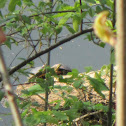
8 28 93 76
0 28 93 83
73 110 102 122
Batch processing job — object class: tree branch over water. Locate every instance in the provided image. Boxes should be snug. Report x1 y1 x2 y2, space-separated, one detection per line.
9 28 93 75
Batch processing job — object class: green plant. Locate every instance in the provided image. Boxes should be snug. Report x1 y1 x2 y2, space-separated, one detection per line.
0 0 116 125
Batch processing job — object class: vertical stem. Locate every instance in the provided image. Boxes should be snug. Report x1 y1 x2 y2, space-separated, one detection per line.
45 81 49 111
47 38 51 66
107 64 113 126
80 0 83 31
116 0 126 125
47 0 53 66
107 1 116 125
112 0 116 27
0 48 23 126
44 1 53 126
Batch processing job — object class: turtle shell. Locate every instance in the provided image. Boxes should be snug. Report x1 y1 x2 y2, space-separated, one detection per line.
28 65 46 79
51 63 72 75
29 63 72 79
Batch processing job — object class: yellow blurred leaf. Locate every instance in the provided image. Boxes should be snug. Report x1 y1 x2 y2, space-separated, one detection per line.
93 11 116 46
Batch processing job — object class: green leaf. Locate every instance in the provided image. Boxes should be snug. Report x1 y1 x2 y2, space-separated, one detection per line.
85 0 96 4
53 13 67 18
86 76 109 98
23 113 38 125
65 109 79 121
96 6 102 13
58 16 68 25
81 12 87 18
99 42 106 48
59 76 71 83
83 121 90 126
8 37 18 46
0 0 8 8
22 15 31 24
21 108 29 118
0 90 5 101
95 72 109 91
53 111 68 121
68 69 79 78
89 8 95 17
106 0 114 9
27 84 45 94
32 102 40 107
45 73 54 87
55 26 62 34
84 66 93 73
73 15 81 32
61 86 73 93
58 13 72 26
106 20 113 29
8 0 21 12
4 38 11 49
21 27 27 36
64 98 73 108
110 48 115 64
100 65 110 76
40 24 49 35
73 80 82 88
23 0 34 6
71 101 84 111
74 1 80 8
17 69 30 76
65 24 75 34
0 15 17 25
94 103 109 112
0 11 3 17
18 101 31 109
51 100 61 110
27 61 34 68
85 34 92 41
6 22 18 28
57 3 74 11
100 0 106 5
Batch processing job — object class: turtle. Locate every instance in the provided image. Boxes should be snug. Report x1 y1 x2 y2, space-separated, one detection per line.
29 63 72 79
52 63 72 75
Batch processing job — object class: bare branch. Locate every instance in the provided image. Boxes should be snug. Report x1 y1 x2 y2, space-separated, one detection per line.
0 48 23 126
9 28 93 75
73 110 102 123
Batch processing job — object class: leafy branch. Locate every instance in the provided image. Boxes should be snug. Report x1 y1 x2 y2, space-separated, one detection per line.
9 28 93 75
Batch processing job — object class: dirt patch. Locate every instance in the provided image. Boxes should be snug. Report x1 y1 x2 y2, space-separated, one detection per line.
15 70 116 126
16 71 116 110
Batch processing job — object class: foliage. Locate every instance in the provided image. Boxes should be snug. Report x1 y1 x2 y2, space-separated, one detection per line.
11 65 115 125
0 0 116 126
0 0 114 49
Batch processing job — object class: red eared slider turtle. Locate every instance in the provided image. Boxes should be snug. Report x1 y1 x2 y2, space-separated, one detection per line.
29 63 72 79
52 63 72 75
